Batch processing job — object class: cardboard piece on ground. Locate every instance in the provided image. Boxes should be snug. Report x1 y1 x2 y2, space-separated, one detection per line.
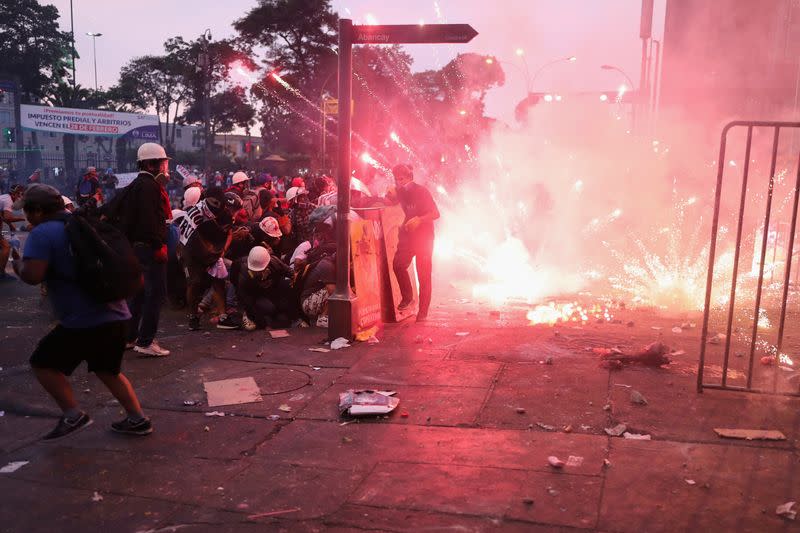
339 389 399 416
309 347 331 353
269 329 290 338
203 377 263 407
714 428 787 441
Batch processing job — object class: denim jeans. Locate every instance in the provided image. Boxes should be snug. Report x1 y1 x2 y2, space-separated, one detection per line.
393 234 434 317
127 244 167 346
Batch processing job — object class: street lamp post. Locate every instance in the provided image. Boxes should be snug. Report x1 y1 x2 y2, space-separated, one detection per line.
69 0 76 87
600 64 636 131
528 55 577 92
86 32 102 91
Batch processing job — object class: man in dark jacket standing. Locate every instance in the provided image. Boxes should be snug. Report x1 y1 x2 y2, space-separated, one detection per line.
387 164 440 322
119 143 172 356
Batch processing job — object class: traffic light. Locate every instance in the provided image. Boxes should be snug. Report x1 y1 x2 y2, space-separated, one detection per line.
3 127 14 144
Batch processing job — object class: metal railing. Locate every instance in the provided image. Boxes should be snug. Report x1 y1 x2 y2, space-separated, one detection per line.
698 120 800 396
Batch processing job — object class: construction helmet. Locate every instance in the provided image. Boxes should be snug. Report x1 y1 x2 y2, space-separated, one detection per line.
137 142 169 161
247 246 270 272
232 171 250 185
286 186 307 203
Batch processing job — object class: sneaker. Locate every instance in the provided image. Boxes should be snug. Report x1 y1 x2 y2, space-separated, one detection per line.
216 313 241 330
125 341 136 350
188 314 201 331
134 341 170 357
43 412 93 441
315 314 329 328
397 299 414 311
242 313 257 331
111 416 153 436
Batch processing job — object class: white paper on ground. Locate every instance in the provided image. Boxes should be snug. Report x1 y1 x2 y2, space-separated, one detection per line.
0 461 29 473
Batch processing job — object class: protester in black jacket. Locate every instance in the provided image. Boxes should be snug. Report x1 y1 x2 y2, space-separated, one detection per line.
119 143 172 357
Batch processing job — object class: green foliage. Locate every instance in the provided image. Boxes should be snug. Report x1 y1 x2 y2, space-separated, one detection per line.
0 0 75 101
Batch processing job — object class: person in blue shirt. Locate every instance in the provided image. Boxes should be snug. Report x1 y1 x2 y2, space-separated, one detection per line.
11 184 153 440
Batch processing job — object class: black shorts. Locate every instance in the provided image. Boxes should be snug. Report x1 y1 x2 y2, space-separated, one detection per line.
30 321 126 376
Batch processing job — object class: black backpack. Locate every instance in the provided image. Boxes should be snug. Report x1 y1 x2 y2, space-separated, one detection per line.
58 210 143 303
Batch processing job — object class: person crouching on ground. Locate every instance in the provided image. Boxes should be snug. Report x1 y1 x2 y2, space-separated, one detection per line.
174 187 239 331
11 184 151 440
234 246 293 329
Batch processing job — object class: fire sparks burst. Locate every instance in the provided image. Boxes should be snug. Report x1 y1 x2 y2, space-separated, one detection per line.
526 302 613 326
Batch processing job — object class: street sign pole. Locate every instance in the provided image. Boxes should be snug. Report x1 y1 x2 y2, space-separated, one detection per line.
328 19 477 339
328 18 355 340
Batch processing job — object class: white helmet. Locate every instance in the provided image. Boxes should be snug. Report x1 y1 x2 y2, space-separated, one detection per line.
183 187 201 208
232 171 250 185
182 174 201 188
286 186 307 203
247 246 270 272
259 216 282 238
61 195 74 207
137 142 169 161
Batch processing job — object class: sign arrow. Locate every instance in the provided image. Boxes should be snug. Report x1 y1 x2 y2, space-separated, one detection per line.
352 24 478 45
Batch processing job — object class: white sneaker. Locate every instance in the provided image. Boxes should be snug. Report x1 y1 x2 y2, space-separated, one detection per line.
242 313 257 331
315 315 329 328
134 341 170 357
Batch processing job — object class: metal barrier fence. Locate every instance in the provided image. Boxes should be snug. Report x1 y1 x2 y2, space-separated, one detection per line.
698 120 800 396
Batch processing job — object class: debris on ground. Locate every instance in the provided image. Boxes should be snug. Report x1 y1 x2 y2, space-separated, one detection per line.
267 415 280 421
309 347 330 353
203 426 210 432
776 501 797 520
566 455 584 467
455 332 470 337
269 329 290 338
599 341 672 368
537 422 555 431
603 458 612 468
247 508 301 520
603 403 612 411
522 497 534 506
204 411 225 417
203 377 263 407
515 407 526 414
760 355 776 366
355 326 379 342
92 491 103 502
563 424 573 433
605 423 627 436
630 390 648 405
183 400 198 406
651 326 662 330
339 389 399 416
681 322 697 329
685 479 696 486
713 428 787 441
0 461 29 473
414 335 424 344
547 456 565 468
278 404 292 412
545 356 554 365
330 337 351 350
623 431 652 440
708 333 726 345
671 327 683 333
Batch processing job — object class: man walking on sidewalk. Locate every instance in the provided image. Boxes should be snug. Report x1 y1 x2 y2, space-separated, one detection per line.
12 184 152 440
386 164 440 322
119 143 172 356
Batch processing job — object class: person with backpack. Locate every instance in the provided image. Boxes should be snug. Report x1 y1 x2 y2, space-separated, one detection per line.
118 143 172 356
76 167 101 207
11 184 152 440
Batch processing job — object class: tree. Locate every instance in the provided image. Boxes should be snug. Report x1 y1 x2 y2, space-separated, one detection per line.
235 0 338 154
0 0 74 102
183 86 255 137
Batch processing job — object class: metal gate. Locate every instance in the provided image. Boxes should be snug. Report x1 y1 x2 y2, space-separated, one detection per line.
698 120 800 396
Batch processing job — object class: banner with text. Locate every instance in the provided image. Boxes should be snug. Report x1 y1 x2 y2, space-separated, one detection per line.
21 104 159 140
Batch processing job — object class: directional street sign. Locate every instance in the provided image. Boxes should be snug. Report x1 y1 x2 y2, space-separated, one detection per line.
352 24 478 45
